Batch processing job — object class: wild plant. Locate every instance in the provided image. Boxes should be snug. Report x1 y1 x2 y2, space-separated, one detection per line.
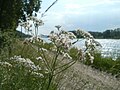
17 12 100 89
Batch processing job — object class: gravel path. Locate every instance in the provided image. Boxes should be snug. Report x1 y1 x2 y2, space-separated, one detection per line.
58 60 120 90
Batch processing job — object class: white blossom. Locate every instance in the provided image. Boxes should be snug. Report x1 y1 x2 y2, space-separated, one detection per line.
36 56 43 60
19 16 44 38
49 28 76 50
86 52 94 63
10 55 41 71
24 36 44 44
77 29 101 63
40 48 47 52
31 71 44 78
77 29 93 39
0 61 12 67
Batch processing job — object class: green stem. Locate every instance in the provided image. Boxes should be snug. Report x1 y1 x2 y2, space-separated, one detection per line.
52 47 60 71
46 47 60 90
40 48 51 70
46 73 53 90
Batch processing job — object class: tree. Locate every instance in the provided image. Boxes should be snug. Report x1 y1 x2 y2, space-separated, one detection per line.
0 0 41 51
0 0 41 31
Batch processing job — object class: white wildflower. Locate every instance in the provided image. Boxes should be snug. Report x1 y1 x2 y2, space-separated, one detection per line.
10 56 41 71
77 29 93 39
24 36 44 44
0 61 12 67
36 65 42 71
67 32 76 39
40 48 47 52
31 72 44 78
49 28 76 50
36 56 43 60
86 52 94 63
90 56 94 63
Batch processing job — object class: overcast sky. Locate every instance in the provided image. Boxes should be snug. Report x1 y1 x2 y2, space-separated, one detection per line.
34 0 120 34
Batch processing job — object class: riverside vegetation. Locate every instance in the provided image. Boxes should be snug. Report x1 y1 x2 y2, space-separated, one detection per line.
0 0 120 90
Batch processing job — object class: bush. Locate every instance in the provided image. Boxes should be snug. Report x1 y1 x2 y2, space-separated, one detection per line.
68 47 79 60
89 53 120 77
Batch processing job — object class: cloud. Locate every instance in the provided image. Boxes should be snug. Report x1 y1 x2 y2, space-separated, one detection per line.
37 0 120 34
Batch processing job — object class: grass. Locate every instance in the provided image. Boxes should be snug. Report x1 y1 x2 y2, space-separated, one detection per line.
92 53 120 77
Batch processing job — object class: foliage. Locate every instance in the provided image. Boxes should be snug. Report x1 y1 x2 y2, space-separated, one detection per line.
0 30 16 55
0 0 41 51
68 47 79 60
102 28 120 39
91 28 120 39
90 53 120 77
0 57 44 90
15 31 32 39
0 0 41 30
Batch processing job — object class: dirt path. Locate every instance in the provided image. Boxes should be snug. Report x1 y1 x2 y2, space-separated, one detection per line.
58 60 120 90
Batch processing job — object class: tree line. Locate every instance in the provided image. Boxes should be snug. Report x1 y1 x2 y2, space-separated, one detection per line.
71 28 120 39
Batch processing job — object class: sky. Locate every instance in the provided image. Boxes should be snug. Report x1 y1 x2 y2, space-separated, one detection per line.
18 0 120 35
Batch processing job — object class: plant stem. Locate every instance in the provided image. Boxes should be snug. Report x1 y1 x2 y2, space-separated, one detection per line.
46 73 53 90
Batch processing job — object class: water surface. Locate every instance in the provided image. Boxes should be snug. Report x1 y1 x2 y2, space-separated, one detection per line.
74 39 120 59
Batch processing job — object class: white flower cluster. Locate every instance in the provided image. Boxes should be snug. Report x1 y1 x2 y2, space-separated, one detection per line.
19 16 44 36
20 16 44 28
24 36 44 44
77 29 93 39
36 56 43 61
0 61 12 67
10 55 41 71
49 28 76 50
77 29 101 49
77 29 101 63
40 48 47 52
86 52 94 63
31 71 44 78
29 16 44 26
19 22 32 32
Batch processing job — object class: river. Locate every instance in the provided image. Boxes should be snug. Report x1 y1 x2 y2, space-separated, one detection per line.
74 39 120 59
